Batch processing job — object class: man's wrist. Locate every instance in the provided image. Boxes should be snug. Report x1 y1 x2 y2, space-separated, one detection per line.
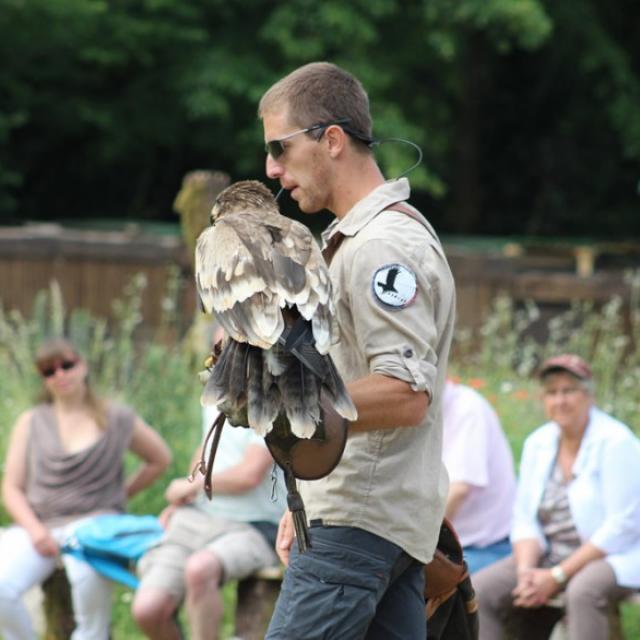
550 564 568 585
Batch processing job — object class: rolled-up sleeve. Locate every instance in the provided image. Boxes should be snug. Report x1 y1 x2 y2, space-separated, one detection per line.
348 238 442 397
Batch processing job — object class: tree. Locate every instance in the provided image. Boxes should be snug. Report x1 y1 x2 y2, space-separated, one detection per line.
1 0 637 238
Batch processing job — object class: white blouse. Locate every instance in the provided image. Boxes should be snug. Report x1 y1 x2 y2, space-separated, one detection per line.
511 406 640 588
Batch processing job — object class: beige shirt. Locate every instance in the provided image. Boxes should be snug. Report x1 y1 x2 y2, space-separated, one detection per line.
300 178 456 563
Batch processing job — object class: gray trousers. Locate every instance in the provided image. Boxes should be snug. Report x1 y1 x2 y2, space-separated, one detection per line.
473 555 634 640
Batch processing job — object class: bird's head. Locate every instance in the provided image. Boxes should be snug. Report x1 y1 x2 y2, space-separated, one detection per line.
210 180 279 223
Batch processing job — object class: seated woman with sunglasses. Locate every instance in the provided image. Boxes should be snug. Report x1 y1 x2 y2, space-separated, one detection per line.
0 337 172 640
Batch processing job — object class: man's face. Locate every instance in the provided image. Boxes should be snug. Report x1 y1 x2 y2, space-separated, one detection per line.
541 372 592 432
262 109 332 214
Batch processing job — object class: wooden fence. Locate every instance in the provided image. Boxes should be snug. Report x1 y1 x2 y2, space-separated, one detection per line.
0 224 638 338
0 224 195 333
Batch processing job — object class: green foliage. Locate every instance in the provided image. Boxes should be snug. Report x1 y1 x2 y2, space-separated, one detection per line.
2 0 638 237
2 271 640 634
453 269 640 439
424 0 552 52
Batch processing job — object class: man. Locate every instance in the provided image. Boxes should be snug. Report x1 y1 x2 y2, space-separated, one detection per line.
259 62 456 639
131 403 286 640
442 379 517 574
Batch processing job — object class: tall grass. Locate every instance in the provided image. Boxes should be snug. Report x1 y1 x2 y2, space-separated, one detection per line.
454 269 640 433
1 270 639 637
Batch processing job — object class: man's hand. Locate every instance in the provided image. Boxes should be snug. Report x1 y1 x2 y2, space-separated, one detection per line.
512 568 560 608
164 477 200 506
276 510 295 566
30 525 58 557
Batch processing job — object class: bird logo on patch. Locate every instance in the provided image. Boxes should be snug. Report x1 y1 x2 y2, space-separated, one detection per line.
372 263 417 309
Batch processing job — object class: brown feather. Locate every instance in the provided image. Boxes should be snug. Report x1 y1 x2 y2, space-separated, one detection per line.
196 180 357 438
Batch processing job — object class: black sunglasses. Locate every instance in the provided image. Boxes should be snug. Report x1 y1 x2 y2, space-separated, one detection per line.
265 118 373 159
39 358 78 378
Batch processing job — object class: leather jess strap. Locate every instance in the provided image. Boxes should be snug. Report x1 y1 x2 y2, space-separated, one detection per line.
321 201 427 266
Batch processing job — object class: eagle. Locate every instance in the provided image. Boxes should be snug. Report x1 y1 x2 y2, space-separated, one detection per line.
194 180 357 440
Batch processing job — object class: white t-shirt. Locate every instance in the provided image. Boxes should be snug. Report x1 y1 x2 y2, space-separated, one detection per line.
195 406 286 524
442 381 516 547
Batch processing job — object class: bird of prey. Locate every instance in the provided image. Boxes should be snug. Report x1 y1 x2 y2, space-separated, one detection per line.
194 180 357 440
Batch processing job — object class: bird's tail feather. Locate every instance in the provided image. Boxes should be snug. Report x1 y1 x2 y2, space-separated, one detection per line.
202 334 355 439
322 357 358 421
246 348 281 435
228 340 250 405
200 339 235 407
264 344 288 376
260 352 281 429
278 355 321 438
202 339 249 415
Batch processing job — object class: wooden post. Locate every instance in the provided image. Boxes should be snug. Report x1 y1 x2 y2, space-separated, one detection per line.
234 566 283 640
42 568 75 640
173 169 231 359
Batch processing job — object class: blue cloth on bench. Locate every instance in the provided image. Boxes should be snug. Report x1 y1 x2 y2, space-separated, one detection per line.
62 514 164 588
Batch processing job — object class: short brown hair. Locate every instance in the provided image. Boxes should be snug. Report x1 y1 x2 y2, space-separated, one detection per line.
259 62 373 144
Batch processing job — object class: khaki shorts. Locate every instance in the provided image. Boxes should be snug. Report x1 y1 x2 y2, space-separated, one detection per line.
137 505 279 601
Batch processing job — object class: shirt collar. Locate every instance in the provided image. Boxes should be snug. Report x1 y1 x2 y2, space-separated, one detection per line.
321 178 411 246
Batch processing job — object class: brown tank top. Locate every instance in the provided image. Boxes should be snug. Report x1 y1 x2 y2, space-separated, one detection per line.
26 403 136 527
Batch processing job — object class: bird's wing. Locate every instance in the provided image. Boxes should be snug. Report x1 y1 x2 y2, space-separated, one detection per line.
195 218 280 347
195 209 337 350
195 220 267 312
258 215 336 352
195 210 308 348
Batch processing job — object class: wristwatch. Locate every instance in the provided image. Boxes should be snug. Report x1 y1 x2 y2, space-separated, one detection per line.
550 564 568 585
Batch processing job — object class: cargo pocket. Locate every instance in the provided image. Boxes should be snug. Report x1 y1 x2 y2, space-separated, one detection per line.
281 538 390 640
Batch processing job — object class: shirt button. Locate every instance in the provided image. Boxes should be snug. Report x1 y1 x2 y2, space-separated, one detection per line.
403 348 413 358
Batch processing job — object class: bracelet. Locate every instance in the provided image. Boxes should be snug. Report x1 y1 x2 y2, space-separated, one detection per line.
550 565 568 585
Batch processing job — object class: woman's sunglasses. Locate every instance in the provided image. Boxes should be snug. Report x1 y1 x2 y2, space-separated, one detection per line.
38 358 78 378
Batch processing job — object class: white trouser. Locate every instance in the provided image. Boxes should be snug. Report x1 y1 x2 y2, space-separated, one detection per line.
0 521 112 640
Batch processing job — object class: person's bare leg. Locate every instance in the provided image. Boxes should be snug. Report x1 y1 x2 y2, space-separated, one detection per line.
185 549 224 640
132 587 182 640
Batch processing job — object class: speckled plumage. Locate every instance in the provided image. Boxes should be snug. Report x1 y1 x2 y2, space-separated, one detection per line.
195 180 356 438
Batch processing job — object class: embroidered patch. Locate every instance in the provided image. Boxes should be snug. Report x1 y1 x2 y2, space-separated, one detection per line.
371 263 417 309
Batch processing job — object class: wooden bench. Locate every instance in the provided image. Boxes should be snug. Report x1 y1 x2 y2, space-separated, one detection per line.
41 564 284 639
547 591 640 640
234 565 283 640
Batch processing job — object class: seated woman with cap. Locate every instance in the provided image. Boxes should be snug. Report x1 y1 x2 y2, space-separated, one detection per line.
473 354 640 640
